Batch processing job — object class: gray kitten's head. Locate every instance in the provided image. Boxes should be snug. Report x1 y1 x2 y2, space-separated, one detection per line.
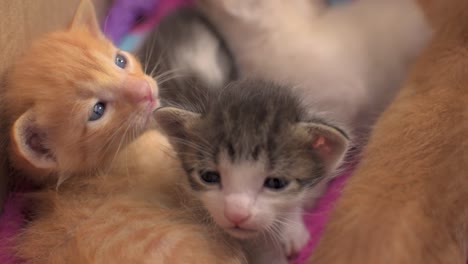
155 80 349 239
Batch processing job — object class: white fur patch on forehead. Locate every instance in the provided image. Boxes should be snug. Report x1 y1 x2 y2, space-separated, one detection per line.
217 150 268 195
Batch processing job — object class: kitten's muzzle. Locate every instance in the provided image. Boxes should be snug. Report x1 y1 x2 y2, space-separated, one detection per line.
122 78 158 106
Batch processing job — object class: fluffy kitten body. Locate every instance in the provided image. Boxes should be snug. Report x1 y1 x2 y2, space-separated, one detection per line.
307 0 468 263
4 1 246 263
155 80 350 262
138 6 237 107
197 0 431 137
16 130 245 264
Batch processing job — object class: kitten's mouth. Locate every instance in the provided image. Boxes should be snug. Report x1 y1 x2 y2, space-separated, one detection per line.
147 96 160 112
226 226 259 239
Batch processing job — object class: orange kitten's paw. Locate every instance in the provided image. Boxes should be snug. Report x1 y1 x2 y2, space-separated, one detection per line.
282 220 310 257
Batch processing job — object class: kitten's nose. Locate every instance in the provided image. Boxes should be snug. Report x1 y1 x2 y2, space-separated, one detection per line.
122 78 156 104
224 197 252 225
225 210 251 225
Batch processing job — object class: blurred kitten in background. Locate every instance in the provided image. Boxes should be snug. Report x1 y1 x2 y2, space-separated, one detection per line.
197 0 431 141
137 6 237 107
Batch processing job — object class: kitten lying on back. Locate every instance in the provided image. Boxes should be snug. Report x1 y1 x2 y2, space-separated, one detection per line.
4 1 246 263
155 79 350 263
307 0 468 263
137 6 237 107
197 0 431 139
4 0 159 186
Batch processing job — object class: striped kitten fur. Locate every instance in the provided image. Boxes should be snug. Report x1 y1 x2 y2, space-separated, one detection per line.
155 79 350 263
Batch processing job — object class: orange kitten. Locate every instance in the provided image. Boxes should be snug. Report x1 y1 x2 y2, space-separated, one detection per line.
307 0 468 263
4 1 246 263
4 0 159 186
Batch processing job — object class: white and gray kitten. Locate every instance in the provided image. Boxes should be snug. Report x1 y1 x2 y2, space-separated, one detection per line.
196 0 431 140
154 79 350 263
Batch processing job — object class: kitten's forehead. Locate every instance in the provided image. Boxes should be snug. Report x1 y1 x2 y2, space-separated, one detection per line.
218 150 268 194
14 31 129 104
186 80 326 188
198 80 304 162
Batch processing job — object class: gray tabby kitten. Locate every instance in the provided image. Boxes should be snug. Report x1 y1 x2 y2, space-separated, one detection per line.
137 6 237 107
154 79 349 263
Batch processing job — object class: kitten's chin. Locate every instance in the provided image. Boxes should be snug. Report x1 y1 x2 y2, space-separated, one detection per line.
148 97 160 112
139 98 160 128
225 227 259 240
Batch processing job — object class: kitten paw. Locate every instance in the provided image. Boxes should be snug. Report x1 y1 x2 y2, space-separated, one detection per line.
282 222 310 257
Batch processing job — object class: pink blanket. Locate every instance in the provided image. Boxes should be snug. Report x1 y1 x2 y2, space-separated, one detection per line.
0 190 26 263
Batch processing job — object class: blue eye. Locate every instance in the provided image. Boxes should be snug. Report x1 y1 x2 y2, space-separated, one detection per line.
89 102 106 121
115 53 127 68
264 177 289 190
199 170 221 184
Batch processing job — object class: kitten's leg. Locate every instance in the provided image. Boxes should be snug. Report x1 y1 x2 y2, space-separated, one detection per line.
281 206 310 257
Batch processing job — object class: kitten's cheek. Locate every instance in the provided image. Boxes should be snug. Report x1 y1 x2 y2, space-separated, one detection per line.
203 196 229 226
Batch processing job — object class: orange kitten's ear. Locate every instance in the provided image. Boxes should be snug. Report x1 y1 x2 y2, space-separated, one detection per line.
11 110 57 171
70 0 103 37
154 107 200 141
298 122 350 172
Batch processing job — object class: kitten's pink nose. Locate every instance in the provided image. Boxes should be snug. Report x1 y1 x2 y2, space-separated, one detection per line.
224 197 252 225
225 210 251 225
122 78 155 104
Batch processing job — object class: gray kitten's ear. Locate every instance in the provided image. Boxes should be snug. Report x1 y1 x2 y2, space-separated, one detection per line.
11 110 57 170
154 107 201 140
298 122 350 172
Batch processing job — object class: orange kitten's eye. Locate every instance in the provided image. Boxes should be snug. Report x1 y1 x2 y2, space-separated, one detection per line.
115 53 127 69
89 102 106 121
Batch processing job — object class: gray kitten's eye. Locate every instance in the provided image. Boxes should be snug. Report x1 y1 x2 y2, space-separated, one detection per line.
199 170 221 184
115 53 127 68
264 177 289 190
89 102 106 121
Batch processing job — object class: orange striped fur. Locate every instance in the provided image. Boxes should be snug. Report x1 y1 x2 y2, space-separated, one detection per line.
14 126 245 264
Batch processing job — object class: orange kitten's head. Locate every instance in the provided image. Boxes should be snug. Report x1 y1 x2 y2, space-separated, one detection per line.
4 0 159 184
